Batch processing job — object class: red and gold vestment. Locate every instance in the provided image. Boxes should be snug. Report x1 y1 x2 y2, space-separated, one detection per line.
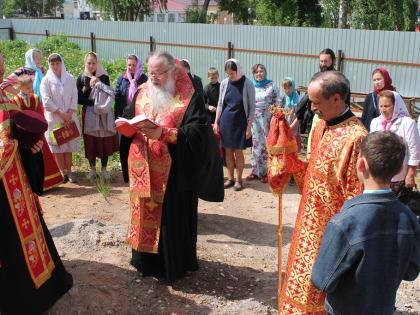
279 115 367 314
126 65 194 254
0 101 55 288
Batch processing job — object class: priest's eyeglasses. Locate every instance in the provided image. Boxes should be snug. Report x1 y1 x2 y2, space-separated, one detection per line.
149 66 174 78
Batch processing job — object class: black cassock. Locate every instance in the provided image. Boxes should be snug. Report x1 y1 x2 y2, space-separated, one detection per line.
120 89 224 284
0 148 73 315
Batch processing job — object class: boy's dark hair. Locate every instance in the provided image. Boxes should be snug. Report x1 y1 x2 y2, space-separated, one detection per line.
360 131 406 183
224 60 237 72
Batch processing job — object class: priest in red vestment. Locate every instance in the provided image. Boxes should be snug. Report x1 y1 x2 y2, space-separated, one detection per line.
279 71 367 314
0 51 73 314
12 74 64 189
119 51 224 284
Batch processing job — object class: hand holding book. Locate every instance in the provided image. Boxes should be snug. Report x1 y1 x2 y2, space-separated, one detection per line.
114 115 160 138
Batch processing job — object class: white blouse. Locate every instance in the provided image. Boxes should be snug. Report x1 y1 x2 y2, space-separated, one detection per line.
40 73 81 152
370 116 420 182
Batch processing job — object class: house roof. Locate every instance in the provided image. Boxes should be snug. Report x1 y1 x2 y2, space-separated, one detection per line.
165 0 188 10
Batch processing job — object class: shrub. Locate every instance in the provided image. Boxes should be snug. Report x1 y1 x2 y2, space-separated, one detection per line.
35 34 86 79
0 39 30 75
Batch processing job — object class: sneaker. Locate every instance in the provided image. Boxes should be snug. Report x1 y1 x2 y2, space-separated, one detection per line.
68 176 78 184
88 169 98 180
102 170 111 181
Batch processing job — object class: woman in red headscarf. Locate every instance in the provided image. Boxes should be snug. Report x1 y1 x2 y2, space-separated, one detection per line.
361 68 396 131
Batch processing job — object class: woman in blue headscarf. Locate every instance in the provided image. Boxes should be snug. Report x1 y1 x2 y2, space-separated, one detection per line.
246 63 279 183
281 77 301 151
1 49 45 99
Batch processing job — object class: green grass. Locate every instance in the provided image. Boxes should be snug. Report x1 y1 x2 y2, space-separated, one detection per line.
1 35 140 197
94 174 111 198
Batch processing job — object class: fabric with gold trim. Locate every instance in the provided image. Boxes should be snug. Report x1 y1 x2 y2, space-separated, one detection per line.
278 116 367 314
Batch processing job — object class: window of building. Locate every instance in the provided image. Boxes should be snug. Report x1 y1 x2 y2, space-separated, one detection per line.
168 13 175 22
157 14 165 22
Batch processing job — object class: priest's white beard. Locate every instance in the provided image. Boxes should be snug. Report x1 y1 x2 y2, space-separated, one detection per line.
149 78 175 114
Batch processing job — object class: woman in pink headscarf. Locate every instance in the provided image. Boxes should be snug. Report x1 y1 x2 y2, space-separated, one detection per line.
114 54 148 119
213 59 255 191
370 90 420 193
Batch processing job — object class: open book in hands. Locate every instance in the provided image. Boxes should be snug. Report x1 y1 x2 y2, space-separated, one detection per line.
114 115 159 137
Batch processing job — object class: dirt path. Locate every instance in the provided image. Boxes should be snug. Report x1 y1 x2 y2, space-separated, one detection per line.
40 155 419 315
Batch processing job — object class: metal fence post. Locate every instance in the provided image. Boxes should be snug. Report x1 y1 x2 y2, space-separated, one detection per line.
45 30 50 38
149 36 154 52
8 27 14 40
228 41 232 59
90 32 96 52
337 49 342 72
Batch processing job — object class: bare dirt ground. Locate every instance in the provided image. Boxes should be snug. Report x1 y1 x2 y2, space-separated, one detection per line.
40 152 419 315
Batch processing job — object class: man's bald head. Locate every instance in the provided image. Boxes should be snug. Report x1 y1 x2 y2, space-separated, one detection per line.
310 71 350 103
308 71 349 121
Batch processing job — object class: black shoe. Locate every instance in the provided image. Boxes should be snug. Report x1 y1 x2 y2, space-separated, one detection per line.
233 180 243 191
63 175 69 183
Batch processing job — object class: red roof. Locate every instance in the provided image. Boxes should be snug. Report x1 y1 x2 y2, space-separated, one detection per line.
165 0 187 10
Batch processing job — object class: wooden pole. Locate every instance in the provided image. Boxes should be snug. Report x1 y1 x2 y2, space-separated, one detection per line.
45 30 49 39
149 36 154 52
228 41 232 59
9 27 14 41
278 193 283 307
337 49 343 72
90 32 95 52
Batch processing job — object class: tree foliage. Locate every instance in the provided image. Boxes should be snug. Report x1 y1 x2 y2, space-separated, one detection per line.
321 0 418 31
185 0 217 24
3 0 64 17
87 0 167 21
217 0 256 25
254 0 322 27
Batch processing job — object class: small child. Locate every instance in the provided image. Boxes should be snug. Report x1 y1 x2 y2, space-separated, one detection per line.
281 77 301 151
311 131 420 315
15 75 37 108
203 67 220 124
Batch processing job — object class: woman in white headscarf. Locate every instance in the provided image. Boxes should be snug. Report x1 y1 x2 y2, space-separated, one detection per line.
40 53 81 183
370 90 420 193
214 58 255 191
1 48 44 98
77 51 119 180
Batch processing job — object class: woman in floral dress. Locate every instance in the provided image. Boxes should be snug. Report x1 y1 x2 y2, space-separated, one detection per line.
246 64 279 183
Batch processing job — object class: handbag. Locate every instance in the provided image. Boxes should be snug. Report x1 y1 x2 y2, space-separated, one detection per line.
397 185 420 216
